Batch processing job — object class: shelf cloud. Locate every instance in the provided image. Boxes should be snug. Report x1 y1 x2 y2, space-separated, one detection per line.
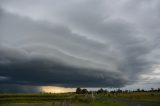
0 0 160 92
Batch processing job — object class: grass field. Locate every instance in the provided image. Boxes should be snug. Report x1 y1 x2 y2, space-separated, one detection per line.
0 92 160 106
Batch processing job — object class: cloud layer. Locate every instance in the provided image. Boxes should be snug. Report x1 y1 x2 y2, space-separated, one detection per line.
0 0 160 92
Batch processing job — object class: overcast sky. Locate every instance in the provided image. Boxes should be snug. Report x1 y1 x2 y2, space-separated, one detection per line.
0 0 160 93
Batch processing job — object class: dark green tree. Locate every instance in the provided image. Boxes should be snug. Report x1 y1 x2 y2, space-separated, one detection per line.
136 89 140 92
117 89 122 93
81 89 88 94
97 88 104 94
76 88 82 94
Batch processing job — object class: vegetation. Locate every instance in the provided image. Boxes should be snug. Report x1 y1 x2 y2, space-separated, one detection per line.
76 87 160 94
0 88 160 106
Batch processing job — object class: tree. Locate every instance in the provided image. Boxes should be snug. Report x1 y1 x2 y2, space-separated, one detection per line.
151 88 154 92
117 89 122 93
104 89 108 93
136 89 140 92
81 89 88 94
97 88 104 94
76 88 82 94
141 89 145 92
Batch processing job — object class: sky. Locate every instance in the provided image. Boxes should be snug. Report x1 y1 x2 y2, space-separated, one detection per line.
0 0 160 93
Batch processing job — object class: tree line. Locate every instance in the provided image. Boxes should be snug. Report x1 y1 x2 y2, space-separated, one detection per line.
76 87 160 94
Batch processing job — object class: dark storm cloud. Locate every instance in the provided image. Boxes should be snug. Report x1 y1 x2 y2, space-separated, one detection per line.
0 53 127 88
0 7 127 90
0 0 160 92
0 84 41 93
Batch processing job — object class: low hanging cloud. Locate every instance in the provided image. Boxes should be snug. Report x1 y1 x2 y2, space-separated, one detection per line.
0 0 160 92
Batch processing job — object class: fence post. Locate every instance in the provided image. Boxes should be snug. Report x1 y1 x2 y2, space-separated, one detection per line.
60 101 63 106
53 101 56 106
63 101 65 106
66 101 69 106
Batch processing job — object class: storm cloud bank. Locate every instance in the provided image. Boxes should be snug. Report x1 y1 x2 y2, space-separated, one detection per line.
0 0 160 92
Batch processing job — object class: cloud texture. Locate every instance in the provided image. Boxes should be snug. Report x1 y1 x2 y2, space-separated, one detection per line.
0 0 160 92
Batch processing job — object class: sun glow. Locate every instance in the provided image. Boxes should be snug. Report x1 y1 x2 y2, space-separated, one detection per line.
41 86 75 93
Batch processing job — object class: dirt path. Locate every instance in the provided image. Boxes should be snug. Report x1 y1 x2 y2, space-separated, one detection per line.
113 98 160 106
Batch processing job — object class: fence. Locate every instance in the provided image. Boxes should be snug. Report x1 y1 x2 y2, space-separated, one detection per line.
0 101 71 106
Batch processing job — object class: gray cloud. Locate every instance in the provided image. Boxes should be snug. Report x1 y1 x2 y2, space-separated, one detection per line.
0 44 128 88
0 84 41 93
0 0 160 92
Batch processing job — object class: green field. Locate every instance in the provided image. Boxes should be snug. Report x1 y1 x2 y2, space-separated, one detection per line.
0 92 160 106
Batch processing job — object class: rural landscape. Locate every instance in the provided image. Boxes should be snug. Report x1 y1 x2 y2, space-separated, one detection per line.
0 0 160 106
0 88 160 106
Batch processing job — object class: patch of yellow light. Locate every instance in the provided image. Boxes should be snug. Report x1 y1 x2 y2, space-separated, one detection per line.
41 86 75 93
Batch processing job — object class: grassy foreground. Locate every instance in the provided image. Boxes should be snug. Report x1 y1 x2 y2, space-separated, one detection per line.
0 92 160 106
